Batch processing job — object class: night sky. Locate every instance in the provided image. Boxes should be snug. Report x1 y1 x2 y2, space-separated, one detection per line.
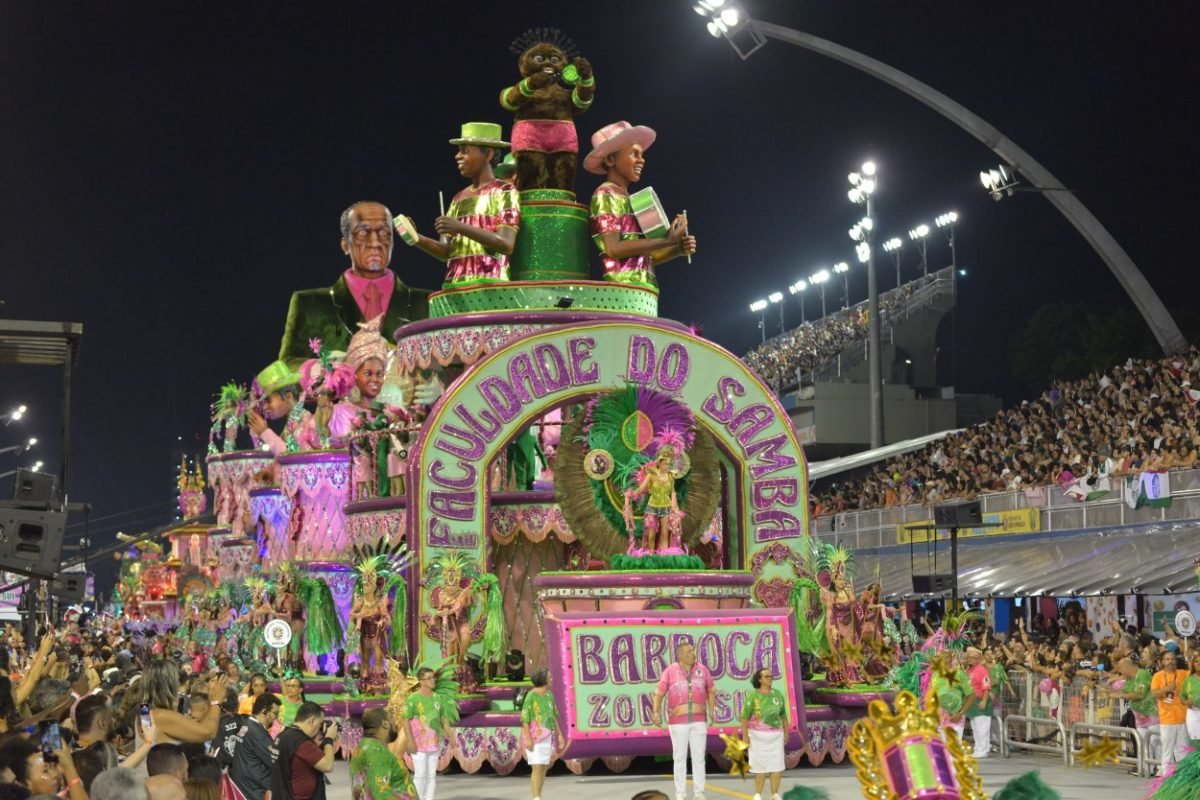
2 2 1197 590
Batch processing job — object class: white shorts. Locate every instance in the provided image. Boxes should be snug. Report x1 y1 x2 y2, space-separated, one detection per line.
525 737 553 765
748 728 785 774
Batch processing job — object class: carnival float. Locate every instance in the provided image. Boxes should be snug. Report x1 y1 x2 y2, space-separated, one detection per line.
134 28 930 778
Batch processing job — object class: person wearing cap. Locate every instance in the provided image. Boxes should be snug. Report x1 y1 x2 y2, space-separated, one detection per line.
247 360 310 456
963 647 993 759
585 121 696 289
278 200 430 369
404 122 520 289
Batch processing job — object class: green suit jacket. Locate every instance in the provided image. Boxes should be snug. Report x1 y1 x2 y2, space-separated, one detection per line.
278 273 430 367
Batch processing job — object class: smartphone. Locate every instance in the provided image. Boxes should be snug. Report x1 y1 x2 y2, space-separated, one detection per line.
139 703 153 735
39 721 60 761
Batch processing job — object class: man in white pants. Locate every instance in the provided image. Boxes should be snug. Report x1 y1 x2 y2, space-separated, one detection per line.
653 643 716 800
964 647 993 759
1151 648 1189 775
403 667 458 800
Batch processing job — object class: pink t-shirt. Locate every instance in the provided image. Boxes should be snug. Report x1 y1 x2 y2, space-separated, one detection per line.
656 662 713 725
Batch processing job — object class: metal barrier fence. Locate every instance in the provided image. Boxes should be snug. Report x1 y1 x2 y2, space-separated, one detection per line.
978 669 1160 775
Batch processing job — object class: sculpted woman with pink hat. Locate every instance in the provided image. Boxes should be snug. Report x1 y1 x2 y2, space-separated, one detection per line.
587 120 696 288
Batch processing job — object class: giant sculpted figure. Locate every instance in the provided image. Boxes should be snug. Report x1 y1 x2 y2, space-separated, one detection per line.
278 201 430 367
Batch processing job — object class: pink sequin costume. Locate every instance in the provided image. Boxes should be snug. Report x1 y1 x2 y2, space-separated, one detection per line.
590 181 655 288
444 179 521 287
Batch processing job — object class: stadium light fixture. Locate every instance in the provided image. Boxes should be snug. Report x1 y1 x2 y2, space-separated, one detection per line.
847 162 877 206
882 237 904 285
809 269 831 317
768 291 785 334
2 405 27 426
32 460 43 471
750 298 768 342
833 261 851 308
788 280 808 324
855 242 871 264
980 164 1019 200
908 224 931 276
935 211 959 268
695 0 764 57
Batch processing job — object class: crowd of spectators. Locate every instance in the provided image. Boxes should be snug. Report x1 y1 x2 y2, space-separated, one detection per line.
0 618 356 800
744 281 919 389
933 601 1200 773
814 347 1200 515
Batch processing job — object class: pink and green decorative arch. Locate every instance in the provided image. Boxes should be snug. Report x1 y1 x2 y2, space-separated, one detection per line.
407 319 809 667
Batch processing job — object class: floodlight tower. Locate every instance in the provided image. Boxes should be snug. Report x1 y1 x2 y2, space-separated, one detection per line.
849 161 883 447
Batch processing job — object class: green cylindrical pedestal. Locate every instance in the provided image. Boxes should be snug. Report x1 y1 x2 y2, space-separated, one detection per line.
511 189 591 281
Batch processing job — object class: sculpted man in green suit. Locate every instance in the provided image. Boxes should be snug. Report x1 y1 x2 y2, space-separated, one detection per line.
278 200 430 367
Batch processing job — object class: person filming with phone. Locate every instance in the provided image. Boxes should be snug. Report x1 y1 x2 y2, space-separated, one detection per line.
268 700 339 800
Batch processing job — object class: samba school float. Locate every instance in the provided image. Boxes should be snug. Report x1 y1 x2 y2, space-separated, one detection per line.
120 27 1064 795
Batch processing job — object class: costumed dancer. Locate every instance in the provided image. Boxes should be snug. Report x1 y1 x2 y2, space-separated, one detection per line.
625 444 684 554
350 543 410 695
520 667 567 800
423 552 504 689
498 28 593 192
402 123 520 288
329 315 408 501
277 563 343 673
740 668 788 800
245 577 275 668
586 121 696 288
247 360 310 456
350 706 418 800
818 546 865 686
402 665 460 800
652 642 715 800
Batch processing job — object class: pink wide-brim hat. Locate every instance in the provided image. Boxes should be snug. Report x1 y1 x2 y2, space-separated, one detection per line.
583 121 657 175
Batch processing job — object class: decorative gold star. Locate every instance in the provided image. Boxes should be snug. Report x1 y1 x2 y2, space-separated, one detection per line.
1077 736 1122 768
719 734 750 778
841 642 864 664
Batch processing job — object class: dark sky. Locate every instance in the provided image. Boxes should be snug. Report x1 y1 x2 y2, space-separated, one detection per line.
2 2 1198 584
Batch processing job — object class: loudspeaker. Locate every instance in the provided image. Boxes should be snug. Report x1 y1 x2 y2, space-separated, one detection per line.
0 503 66 579
933 500 983 528
912 574 955 594
13 470 57 508
50 573 86 603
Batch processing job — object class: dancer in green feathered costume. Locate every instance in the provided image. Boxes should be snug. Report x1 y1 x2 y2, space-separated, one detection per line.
350 540 413 695
277 563 344 671
424 551 505 690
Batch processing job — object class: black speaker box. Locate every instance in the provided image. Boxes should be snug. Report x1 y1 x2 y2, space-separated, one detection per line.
912 574 955 594
50 573 86 603
933 500 983 528
12 470 57 507
0 503 66 578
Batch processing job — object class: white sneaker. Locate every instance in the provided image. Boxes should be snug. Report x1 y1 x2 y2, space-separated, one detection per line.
772 794 783 800
753 794 762 800
694 793 705 800
676 793 686 800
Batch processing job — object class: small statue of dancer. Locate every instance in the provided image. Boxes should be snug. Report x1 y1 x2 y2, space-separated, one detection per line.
625 445 685 554
351 558 393 694
424 552 503 689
